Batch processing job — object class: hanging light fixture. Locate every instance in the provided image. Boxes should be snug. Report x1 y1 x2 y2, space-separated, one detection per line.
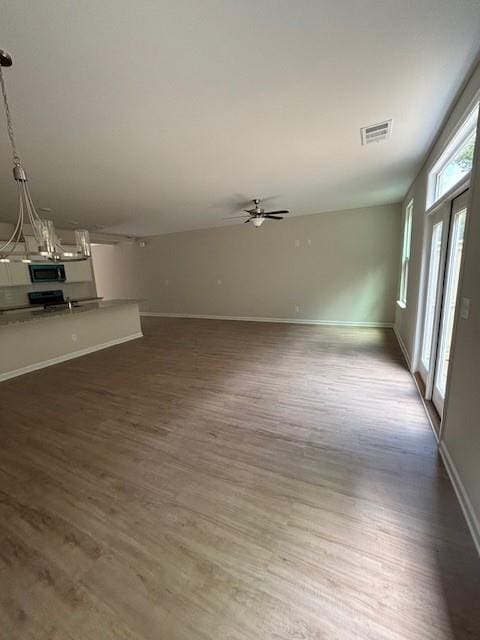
0 49 91 262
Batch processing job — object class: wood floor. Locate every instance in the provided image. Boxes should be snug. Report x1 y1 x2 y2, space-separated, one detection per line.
0 317 479 639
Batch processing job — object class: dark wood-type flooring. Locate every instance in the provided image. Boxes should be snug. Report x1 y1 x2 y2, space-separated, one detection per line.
1 317 479 639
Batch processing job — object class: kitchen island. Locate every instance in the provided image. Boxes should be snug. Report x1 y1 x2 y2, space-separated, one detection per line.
0 299 142 381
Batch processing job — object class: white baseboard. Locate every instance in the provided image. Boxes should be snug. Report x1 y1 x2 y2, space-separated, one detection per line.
140 312 393 329
390 325 480 556
439 441 480 556
393 324 439 439
0 332 143 383
393 324 412 370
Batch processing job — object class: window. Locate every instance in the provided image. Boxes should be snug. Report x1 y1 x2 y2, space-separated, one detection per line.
398 199 413 307
435 206 466 396
421 220 443 369
428 103 479 207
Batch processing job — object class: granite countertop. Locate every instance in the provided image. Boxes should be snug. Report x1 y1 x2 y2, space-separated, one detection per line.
0 299 140 327
0 296 103 313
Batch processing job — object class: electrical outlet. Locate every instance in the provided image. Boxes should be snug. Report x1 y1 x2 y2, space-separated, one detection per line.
460 297 471 319
71 333 77 342
217 279 222 285
294 239 300 248
307 239 312 246
295 305 300 313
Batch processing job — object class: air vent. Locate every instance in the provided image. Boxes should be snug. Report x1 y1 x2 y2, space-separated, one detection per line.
361 120 392 145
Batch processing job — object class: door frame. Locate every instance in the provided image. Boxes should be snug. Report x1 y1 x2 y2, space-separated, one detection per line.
415 177 471 422
418 202 450 398
431 190 469 416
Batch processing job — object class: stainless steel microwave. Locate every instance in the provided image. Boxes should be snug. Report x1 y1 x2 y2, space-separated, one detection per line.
29 263 66 283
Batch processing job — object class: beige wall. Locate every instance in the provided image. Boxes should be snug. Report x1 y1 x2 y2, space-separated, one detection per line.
92 204 401 325
395 60 480 549
395 61 480 364
442 111 480 548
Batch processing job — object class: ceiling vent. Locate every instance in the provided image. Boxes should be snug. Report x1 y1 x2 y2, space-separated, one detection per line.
361 120 392 145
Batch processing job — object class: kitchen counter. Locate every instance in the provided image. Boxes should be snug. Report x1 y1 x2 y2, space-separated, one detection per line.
0 299 143 381
0 299 140 327
0 296 103 313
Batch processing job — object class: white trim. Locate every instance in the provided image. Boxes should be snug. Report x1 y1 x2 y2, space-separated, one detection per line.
393 327 480 556
415 377 439 443
393 325 439 442
393 325 411 370
426 88 480 177
396 300 406 310
0 332 143 383
426 98 479 208
140 312 393 328
439 441 480 557
425 175 471 217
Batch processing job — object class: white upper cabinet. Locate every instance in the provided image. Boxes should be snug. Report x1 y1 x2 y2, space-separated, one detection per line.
0 258 93 287
0 262 31 287
0 263 10 286
64 259 93 283
7 262 31 286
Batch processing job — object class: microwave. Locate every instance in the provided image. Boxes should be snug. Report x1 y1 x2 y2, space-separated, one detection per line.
29 263 66 283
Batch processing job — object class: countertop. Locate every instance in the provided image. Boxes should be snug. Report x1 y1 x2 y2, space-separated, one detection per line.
0 299 140 327
0 296 103 313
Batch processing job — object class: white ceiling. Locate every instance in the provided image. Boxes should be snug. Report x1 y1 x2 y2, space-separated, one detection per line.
1 1 480 236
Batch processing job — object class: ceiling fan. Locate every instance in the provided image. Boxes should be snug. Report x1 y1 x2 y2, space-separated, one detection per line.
228 198 289 227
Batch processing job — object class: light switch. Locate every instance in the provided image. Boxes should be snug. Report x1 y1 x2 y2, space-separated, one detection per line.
460 297 471 320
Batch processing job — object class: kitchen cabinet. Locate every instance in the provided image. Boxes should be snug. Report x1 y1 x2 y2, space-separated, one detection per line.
8 262 31 286
0 262 30 287
0 257 93 287
0 263 10 286
64 259 92 283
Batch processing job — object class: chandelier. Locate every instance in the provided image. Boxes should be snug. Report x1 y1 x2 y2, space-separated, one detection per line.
0 49 91 263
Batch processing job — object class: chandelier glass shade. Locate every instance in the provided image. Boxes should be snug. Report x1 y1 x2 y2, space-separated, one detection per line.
0 49 91 262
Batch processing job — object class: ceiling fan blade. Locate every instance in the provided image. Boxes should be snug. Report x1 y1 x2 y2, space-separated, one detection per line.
244 219 251 223
264 215 283 220
264 210 289 215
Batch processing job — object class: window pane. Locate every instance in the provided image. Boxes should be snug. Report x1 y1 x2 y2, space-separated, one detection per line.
435 209 466 395
399 201 413 304
421 221 443 369
436 130 476 200
429 103 478 207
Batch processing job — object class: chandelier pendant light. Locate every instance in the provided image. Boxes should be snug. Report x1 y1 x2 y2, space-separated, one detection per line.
0 49 91 263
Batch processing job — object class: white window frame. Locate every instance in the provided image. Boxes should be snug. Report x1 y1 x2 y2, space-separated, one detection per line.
397 199 413 309
427 102 479 209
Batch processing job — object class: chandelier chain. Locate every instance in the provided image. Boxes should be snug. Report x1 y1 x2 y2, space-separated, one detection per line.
0 62 21 165
0 48 92 261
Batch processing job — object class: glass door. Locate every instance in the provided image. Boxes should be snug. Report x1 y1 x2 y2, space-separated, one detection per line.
432 190 468 415
418 202 450 391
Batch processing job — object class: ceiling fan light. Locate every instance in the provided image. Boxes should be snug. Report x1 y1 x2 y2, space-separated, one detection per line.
252 217 265 227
